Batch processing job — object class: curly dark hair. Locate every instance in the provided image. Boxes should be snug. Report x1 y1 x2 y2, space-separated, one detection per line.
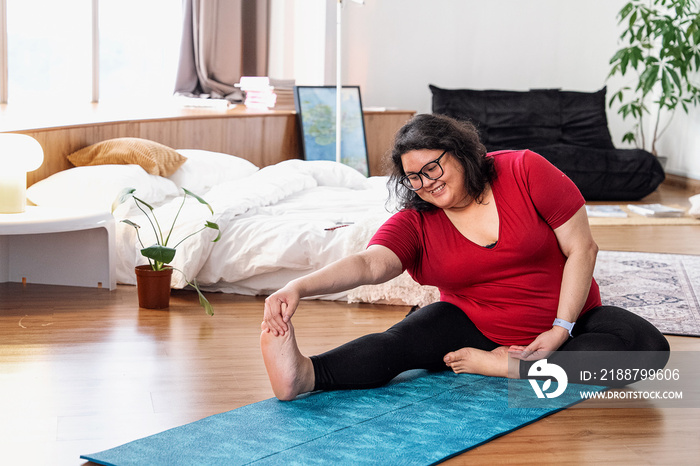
387 113 496 211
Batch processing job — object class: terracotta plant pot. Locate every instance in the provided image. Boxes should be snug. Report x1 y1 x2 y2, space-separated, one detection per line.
134 265 173 309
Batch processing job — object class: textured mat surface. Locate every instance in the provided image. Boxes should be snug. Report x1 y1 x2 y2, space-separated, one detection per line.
82 371 602 465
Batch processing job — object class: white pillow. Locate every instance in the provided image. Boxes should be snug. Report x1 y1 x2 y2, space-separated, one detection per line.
169 149 260 193
27 165 180 212
275 159 369 189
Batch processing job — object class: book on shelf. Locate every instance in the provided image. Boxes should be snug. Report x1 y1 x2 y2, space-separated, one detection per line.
269 78 295 110
626 203 685 217
235 77 296 110
585 205 628 218
236 77 276 109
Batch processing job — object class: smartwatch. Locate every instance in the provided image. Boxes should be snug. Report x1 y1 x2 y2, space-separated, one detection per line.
553 318 575 337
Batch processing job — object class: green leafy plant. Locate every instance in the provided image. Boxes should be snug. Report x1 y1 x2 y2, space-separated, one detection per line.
608 0 700 155
113 187 221 316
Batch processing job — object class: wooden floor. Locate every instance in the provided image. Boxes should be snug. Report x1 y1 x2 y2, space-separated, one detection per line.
1 183 699 466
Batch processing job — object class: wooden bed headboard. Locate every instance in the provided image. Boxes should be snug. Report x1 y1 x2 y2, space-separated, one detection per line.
2 105 413 186
11 107 301 187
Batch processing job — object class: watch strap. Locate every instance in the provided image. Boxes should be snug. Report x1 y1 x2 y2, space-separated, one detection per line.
553 318 575 337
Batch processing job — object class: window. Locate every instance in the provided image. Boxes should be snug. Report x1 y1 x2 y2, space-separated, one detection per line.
3 0 182 105
98 0 182 103
7 0 92 103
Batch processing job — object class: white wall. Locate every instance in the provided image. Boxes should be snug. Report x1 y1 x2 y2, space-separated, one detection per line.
656 106 700 180
340 1 622 110
273 0 700 180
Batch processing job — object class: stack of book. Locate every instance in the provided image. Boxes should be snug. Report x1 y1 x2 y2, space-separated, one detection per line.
627 203 685 217
236 77 276 109
270 78 296 110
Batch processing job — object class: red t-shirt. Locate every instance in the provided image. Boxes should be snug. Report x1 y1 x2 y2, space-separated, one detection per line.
368 150 601 345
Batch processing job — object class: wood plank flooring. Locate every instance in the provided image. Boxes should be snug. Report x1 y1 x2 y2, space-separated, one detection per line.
1 183 699 465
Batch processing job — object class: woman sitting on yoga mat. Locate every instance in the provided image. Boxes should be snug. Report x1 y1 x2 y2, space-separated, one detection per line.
260 113 670 401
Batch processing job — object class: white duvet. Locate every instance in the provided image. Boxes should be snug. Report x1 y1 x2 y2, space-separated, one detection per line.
113 159 409 301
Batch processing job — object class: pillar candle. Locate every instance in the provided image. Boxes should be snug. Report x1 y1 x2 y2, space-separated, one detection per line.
0 170 26 214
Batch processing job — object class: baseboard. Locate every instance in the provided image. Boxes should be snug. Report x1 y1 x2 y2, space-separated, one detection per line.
663 173 700 194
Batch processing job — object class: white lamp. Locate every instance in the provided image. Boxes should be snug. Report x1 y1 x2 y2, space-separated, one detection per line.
0 134 44 214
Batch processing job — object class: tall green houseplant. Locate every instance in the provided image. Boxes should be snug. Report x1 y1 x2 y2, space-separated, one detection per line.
608 0 700 155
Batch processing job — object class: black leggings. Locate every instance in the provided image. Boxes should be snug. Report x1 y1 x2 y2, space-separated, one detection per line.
310 303 670 390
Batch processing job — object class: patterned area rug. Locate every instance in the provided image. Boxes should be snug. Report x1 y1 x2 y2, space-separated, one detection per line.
595 251 700 337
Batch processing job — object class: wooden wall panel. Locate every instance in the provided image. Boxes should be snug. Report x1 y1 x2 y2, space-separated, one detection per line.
363 111 415 176
9 108 414 187
230 116 270 161
93 122 141 143
24 129 75 186
257 115 302 166
139 119 227 154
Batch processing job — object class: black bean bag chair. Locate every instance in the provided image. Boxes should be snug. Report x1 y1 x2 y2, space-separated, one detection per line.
430 85 665 200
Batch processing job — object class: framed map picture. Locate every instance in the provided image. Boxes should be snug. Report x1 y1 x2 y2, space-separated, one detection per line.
294 85 370 176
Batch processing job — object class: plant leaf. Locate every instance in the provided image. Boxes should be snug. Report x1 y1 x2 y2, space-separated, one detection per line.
631 46 644 66
112 187 136 212
133 196 156 211
171 268 214 316
621 52 630 74
667 67 682 89
183 188 214 214
141 245 177 264
121 219 141 229
639 64 660 93
193 280 215 316
197 288 215 316
619 2 634 21
661 71 672 95
610 48 628 64
622 132 637 144
205 221 222 242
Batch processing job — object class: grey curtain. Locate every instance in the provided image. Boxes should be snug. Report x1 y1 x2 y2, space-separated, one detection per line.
174 0 269 101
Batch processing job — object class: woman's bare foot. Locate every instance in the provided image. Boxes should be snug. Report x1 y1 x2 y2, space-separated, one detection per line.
260 320 315 401
443 346 519 378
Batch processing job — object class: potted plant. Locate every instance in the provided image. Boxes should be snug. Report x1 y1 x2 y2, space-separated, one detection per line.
112 187 221 315
607 0 700 156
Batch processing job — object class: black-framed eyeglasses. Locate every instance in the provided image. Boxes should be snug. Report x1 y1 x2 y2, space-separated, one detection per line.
399 150 447 191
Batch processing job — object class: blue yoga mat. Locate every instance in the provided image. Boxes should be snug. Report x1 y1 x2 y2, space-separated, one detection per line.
82 371 603 465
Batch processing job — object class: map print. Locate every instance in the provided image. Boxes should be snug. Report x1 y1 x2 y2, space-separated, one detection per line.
296 86 369 176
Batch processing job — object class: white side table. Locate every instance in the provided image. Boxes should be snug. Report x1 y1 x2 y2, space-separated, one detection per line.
0 206 116 289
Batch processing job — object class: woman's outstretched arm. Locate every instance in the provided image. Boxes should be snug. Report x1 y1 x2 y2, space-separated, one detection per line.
263 245 404 336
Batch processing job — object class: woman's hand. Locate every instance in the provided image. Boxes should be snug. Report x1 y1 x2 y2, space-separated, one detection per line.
263 284 301 337
262 245 403 337
508 326 570 361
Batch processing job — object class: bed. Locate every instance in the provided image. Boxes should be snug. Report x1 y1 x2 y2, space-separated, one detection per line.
25 138 439 307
